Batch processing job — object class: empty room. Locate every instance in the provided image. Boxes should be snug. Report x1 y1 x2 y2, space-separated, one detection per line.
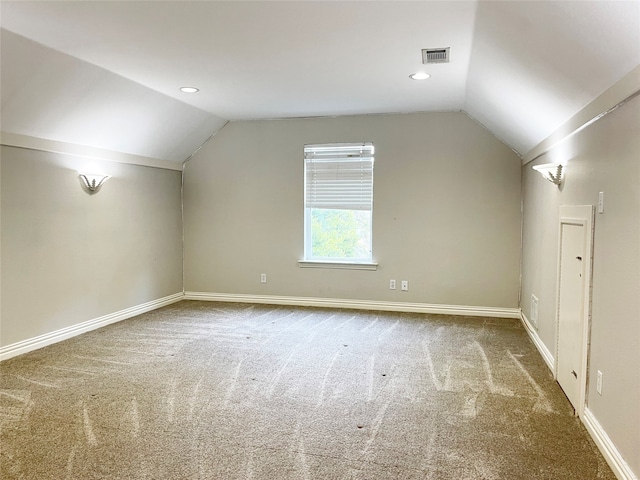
1 1 639 479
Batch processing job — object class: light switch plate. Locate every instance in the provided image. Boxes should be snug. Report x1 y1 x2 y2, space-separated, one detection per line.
598 192 604 214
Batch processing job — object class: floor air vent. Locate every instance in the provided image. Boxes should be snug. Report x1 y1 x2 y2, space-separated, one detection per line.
422 47 450 64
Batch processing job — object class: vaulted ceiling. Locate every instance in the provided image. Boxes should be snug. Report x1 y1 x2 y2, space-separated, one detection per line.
1 1 639 166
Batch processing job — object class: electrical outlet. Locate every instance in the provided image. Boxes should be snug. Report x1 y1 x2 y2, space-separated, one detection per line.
260 273 267 283
530 294 539 329
401 280 409 291
597 370 603 395
389 279 396 290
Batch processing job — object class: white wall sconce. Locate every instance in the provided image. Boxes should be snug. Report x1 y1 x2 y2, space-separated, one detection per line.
532 163 564 185
79 173 110 192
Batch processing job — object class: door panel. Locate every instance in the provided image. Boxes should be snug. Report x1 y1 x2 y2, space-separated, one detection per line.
557 222 585 410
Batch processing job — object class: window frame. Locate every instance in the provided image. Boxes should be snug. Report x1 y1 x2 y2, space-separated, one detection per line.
300 142 377 270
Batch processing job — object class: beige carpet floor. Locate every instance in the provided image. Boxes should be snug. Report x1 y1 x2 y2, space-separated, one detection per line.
1 301 615 479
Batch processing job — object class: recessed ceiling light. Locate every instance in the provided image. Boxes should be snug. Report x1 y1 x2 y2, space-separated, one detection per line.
409 72 431 80
180 86 199 93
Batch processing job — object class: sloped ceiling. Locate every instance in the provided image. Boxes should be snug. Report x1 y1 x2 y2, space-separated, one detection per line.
1 1 639 166
466 0 640 153
1 30 227 164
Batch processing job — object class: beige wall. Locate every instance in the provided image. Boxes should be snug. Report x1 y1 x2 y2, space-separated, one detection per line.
0 146 183 348
183 112 522 309
521 94 640 475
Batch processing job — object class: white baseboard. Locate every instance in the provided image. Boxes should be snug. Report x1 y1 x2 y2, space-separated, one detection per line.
183 292 521 319
0 292 184 361
519 310 555 372
583 408 638 480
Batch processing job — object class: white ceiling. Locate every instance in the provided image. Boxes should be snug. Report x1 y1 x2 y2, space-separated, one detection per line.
1 1 639 164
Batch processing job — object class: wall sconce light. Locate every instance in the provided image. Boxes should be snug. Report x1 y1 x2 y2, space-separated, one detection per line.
79 173 110 192
532 163 564 185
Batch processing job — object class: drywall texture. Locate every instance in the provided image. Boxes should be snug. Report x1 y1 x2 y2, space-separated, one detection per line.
183 112 521 309
521 95 640 476
0 146 183 348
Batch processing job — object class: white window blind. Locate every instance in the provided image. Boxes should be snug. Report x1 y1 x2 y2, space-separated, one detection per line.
304 143 374 211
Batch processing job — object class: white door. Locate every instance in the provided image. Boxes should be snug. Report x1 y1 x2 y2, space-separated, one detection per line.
557 222 585 409
556 205 594 416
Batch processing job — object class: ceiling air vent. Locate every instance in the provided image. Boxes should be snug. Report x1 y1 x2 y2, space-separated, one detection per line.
422 48 450 64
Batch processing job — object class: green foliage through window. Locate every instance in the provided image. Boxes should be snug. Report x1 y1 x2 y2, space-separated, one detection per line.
310 208 371 260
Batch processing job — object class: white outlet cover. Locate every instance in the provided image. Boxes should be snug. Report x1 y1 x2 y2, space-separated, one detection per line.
530 294 539 328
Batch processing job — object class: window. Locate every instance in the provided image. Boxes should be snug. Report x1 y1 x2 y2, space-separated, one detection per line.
303 142 375 266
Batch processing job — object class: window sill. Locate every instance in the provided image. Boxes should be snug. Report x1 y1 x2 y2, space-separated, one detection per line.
298 260 378 271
